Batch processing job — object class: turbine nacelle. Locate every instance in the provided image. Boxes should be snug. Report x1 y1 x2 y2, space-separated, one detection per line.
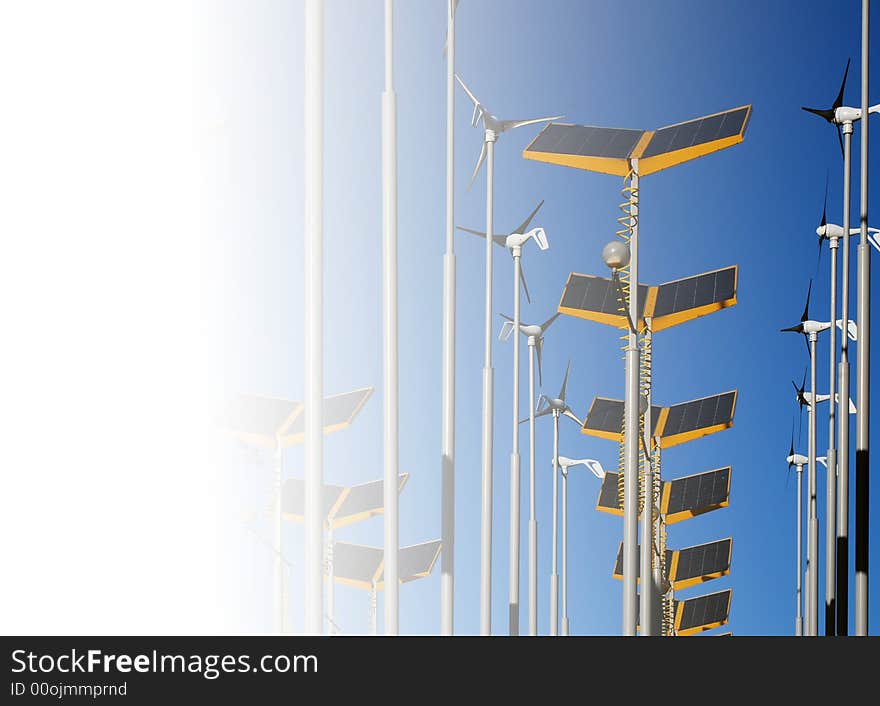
786 453 809 468
506 226 549 252
556 456 606 480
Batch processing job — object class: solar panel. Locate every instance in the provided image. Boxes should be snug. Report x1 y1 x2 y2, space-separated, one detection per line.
221 394 301 447
558 273 650 329
332 474 410 529
612 542 673 581
596 471 623 515
650 266 737 331
383 540 442 585
582 396 663 442
331 540 442 591
523 106 751 177
281 478 346 522
659 391 737 448
641 107 751 158
281 473 409 529
222 387 373 449
331 542 384 591
285 387 373 441
675 589 732 636
662 467 731 524
670 538 732 590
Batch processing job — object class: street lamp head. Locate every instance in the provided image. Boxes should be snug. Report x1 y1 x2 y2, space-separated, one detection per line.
602 240 630 270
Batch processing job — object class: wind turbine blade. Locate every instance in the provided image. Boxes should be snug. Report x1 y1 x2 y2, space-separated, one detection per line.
535 406 553 420
514 199 545 235
519 262 532 304
499 313 513 322
868 233 880 253
506 115 564 131
562 408 583 427
801 279 812 322
801 106 836 122
468 140 487 189
837 125 844 159
559 360 571 401
499 321 515 342
540 312 561 332
455 73 480 109
833 57 851 110
457 226 488 238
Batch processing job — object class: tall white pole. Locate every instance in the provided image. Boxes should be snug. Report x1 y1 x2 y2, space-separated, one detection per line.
797 465 803 636
561 468 569 636
550 412 560 636
509 251 522 637
440 0 457 638
826 236 839 635
809 334 819 635
622 161 640 635
837 123 853 635
326 526 335 635
381 0 399 635
855 0 871 636
273 437 287 633
528 337 538 636
640 323 654 635
480 133 496 636
303 0 324 636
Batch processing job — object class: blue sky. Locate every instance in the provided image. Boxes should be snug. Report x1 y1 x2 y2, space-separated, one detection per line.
209 0 880 635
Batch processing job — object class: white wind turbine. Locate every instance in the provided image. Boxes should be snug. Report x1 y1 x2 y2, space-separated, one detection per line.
500 311 561 635
457 73 561 635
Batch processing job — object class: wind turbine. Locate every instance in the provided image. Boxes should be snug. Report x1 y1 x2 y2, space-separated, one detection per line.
556 456 607 636
527 361 583 635
500 310 561 635
786 435 809 637
802 57 880 633
457 73 561 635
781 279 825 636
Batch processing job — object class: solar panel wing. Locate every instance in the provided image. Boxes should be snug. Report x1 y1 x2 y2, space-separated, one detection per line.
523 123 647 177
558 273 650 329
596 471 623 515
582 396 664 442
637 106 751 176
330 542 384 591
658 391 737 447
649 266 738 331
284 387 373 444
221 394 302 448
612 542 673 581
281 478 346 522
669 538 732 590
675 589 732 636
331 473 409 529
388 540 442 585
662 467 731 524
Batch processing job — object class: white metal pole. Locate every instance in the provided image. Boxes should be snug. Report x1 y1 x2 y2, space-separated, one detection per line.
440 0 457 638
550 412 560 636
273 437 285 634
509 251 522 639
826 236 839 635
855 0 871 636
528 337 537 636
640 323 654 635
381 0 399 635
561 467 569 636
326 525 335 635
797 465 803 636
809 334 819 635
837 122 853 635
303 0 324 636
480 133 496 636
622 161 640 635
